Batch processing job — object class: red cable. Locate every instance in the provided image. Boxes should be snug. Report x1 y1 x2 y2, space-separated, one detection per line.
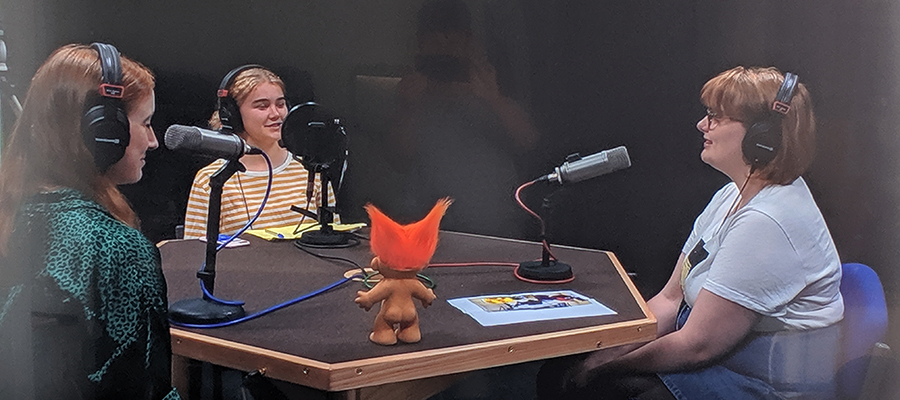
429 262 520 268
514 180 559 261
423 181 570 285
513 266 575 284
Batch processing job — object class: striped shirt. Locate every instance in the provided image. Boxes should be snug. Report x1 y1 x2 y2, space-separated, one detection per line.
183 154 338 239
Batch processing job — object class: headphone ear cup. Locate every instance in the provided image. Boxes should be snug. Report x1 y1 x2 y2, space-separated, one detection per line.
218 96 243 133
742 119 781 168
82 96 130 171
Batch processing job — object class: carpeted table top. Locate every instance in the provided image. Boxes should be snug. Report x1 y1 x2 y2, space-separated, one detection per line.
161 231 649 364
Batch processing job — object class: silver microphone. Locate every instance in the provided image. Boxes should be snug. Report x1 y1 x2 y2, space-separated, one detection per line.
164 125 256 159
544 146 631 184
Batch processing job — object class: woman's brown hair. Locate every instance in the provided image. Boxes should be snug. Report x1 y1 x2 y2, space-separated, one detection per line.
0 44 155 255
701 66 816 184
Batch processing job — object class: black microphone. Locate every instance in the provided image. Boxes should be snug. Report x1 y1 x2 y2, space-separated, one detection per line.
541 146 631 184
164 125 258 159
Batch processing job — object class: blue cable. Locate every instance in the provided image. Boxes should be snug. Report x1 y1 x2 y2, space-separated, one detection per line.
171 275 360 329
215 151 274 251
173 153 360 329
198 151 274 306
200 279 244 306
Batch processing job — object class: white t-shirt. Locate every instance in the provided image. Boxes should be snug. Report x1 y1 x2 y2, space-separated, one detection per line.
680 177 843 331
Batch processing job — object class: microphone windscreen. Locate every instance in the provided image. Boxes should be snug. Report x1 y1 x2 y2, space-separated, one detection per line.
607 146 632 170
164 124 200 151
164 124 249 160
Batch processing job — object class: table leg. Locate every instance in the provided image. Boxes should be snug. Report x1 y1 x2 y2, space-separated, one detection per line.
171 354 190 397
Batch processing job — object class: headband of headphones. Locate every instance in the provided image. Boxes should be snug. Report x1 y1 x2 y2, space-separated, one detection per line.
92 43 125 98
772 72 798 115
741 71 800 169
217 64 265 99
216 64 265 134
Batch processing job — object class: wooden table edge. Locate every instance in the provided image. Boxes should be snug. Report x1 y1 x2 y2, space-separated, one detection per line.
171 314 655 391
164 233 658 392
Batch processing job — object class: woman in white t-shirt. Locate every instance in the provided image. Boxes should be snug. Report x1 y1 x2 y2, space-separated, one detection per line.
537 67 843 400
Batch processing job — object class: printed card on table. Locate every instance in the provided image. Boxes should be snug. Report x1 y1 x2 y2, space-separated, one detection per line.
447 290 616 326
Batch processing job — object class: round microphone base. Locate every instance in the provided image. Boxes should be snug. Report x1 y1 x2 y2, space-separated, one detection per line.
169 297 246 325
515 260 574 283
296 230 355 248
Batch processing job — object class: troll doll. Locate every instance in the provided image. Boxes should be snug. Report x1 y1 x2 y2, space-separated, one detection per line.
355 198 452 345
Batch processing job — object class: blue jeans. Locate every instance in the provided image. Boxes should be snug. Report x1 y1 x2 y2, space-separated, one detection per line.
658 303 839 400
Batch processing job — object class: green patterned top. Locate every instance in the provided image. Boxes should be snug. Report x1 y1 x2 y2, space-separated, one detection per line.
0 188 180 400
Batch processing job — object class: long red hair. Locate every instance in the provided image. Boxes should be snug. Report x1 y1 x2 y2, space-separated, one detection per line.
0 44 155 256
366 198 452 271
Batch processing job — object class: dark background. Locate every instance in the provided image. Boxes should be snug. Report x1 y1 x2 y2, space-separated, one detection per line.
2 0 898 395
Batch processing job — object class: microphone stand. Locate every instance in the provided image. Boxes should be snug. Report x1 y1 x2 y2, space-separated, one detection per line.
170 159 247 324
514 147 631 283
516 191 574 283
295 167 351 247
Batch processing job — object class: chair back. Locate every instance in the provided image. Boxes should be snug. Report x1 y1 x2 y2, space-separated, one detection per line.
837 262 888 399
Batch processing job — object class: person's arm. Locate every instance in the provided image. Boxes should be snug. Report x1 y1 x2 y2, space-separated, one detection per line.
605 288 759 373
94 221 182 399
467 58 539 150
387 72 429 165
568 287 757 390
589 207 805 377
647 253 687 336
568 253 686 386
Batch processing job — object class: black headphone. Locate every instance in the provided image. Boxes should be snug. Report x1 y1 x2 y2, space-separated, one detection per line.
81 42 130 172
741 72 799 169
216 64 264 134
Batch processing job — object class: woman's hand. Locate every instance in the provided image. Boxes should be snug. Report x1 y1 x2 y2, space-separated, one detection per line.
563 345 639 391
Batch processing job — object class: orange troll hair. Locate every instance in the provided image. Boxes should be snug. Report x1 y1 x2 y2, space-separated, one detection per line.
366 198 453 271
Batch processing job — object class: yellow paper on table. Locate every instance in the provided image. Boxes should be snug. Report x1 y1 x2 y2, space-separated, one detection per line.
246 223 367 241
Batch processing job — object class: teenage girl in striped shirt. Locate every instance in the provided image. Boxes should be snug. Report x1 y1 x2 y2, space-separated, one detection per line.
183 66 334 239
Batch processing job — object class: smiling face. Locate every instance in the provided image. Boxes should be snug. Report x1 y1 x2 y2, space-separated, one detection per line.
238 82 288 148
697 109 749 180
697 66 817 185
105 91 157 185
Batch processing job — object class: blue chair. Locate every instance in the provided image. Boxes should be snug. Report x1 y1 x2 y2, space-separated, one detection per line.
837 262 891 400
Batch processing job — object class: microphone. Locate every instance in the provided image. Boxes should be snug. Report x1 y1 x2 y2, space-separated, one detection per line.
541 146 631 184
165 125 258 159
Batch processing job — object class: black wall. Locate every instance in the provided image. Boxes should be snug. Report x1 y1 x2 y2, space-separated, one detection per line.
3 0 899 373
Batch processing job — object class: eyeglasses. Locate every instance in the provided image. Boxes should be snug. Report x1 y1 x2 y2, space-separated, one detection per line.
704 108 743 131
